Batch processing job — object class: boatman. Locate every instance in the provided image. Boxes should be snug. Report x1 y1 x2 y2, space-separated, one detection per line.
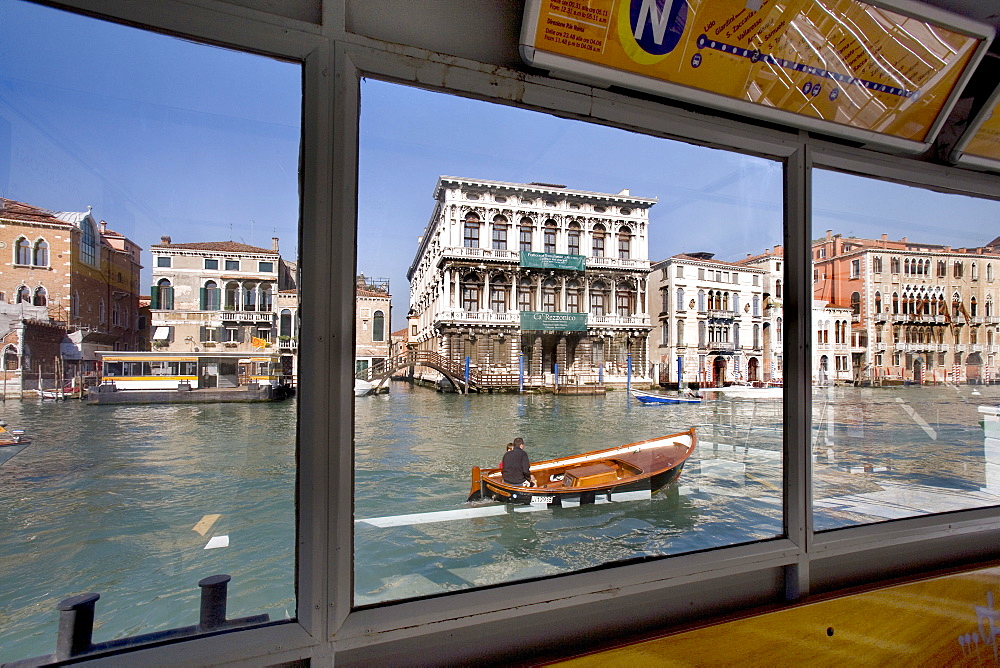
502 436 535 487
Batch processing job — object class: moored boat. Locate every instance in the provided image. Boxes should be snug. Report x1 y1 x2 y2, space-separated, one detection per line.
630 389 700 404
468 427 696 506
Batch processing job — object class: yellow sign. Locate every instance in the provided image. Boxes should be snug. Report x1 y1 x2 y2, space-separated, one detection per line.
523 0 984 143
963 98 1000 163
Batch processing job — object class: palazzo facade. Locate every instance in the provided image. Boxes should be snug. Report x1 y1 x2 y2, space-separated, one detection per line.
407 177 656 386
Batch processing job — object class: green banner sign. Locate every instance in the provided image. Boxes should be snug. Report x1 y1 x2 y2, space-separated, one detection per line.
520 251 586 271
520 311 588 332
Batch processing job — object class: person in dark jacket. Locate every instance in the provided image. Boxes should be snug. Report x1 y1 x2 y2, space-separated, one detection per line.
502 436 534 486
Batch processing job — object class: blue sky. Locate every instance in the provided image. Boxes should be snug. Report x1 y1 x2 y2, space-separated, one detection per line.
3 0 999 331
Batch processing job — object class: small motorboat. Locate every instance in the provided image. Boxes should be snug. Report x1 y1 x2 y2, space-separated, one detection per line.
468 427 696 506
0 420 30 446
630 389 701 404
355 379 373 396
36 386 82 400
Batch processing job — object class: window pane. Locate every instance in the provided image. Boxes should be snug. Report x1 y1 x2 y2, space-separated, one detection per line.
356 80 783 606
812 170 1000 531
0 1 300 661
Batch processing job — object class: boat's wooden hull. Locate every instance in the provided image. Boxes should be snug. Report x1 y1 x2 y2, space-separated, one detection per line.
468 427 696 506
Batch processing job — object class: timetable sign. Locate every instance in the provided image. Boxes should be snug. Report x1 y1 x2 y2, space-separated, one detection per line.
521 0 992 151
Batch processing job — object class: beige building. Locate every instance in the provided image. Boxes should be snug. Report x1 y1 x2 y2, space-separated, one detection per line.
354 275 391 375
407 177 656 387
149 236 293 355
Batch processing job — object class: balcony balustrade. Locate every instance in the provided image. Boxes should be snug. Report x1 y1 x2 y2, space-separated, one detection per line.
586 256 651 271
988 316 1000 324
707 309 736 320
440 246 519 263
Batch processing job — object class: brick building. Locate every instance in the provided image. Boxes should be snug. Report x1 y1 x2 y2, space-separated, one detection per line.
0 198 143 382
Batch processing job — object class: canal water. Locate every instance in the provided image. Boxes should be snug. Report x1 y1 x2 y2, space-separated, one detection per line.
2 383 998 661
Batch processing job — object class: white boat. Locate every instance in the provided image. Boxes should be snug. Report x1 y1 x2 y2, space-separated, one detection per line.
355 379 373 396
699 385 782 400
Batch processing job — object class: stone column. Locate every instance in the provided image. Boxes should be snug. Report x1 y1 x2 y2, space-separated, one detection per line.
557 336 568 374
532 335 542 376
483 272 491 311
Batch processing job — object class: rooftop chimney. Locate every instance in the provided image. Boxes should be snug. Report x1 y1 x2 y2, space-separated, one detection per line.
881 233 888 241
99 220 107 233
272 236 279 252
161 236 171 245
826 230 833 240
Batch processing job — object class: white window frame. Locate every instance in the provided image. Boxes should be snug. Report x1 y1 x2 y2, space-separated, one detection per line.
21 2 1000 667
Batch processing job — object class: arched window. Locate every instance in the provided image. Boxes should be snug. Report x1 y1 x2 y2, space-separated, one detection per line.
954 261 964 278
202 281 220 310
753 324 760 349
33 239 49 266
775 279 783 299
971 296 978 317
224 282 239 310
676 287 685 310
698 290 705 311
112 302 121 326
16 238 31 265
519 217 533 252
874 291 882 314
492 215 508 250
986 297 994 317
753 295 760 316
153 279 173 310
16 285 30 303
259 285 272 312
892 292 899 314
891 257 900 273
518 277 533 311
590 281 608 316
492 278 510 313
243 282 257 311
99 298 106 324
565 279 581 312
543 220 557 253
72 291 80 318
33 287 47 306
591 224 606 257
616 281 636 317
989 264 995 282
372 310 385 342
461 273 481 312
617 226 631 259
776 317 783 342
677 319 685 346
536 278 555 312
850 292 860 316
3 345 18 371
567 222 581 255
972 262 979 280
280 309 293 337
81 220 97 265
464 213 481 248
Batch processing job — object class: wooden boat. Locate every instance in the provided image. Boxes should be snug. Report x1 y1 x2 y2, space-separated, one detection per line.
0 421 30 447
468 427 696 506
630 389 700 404
36 387 82 400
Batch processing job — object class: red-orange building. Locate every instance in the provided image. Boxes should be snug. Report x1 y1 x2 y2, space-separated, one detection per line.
0 198 143 385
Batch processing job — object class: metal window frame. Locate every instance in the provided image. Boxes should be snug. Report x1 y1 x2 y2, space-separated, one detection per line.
10 1 999 665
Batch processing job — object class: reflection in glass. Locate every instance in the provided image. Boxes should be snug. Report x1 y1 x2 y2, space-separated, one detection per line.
355 80 784 606
0 0 300 662
812 170 1000 531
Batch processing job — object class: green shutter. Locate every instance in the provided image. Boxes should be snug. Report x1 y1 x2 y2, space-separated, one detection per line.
150 287 159 310
200 287 207 310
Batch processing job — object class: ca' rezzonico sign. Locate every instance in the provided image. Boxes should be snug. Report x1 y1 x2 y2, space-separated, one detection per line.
520 311 588 331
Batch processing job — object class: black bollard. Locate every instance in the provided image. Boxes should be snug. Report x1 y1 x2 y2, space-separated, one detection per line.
55 592 100 660
198 574 231 631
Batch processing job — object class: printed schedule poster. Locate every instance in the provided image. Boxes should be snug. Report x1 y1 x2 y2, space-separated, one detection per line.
524 0 982 142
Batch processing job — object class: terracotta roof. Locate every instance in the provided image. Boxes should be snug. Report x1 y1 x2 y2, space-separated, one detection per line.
150 240 278 254
0 198 63 225
392 327 408 337
357 288 391 298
